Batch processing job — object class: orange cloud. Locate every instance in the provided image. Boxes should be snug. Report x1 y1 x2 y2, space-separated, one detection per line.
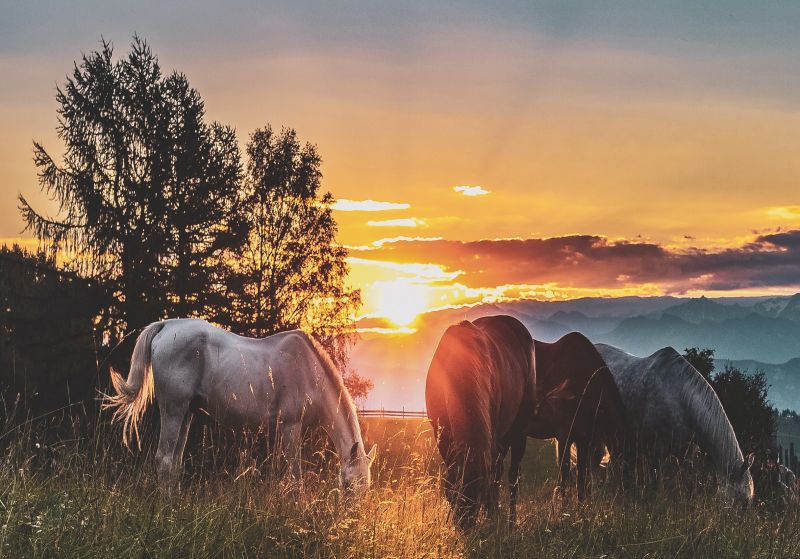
349 229 800 295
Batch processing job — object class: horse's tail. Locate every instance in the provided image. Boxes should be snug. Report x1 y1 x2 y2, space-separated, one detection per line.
102 321 166 449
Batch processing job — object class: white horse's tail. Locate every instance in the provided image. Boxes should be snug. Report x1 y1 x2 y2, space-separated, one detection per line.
103 321 166 449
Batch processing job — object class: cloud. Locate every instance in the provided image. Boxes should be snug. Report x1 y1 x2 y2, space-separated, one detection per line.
766 206 800 220
453 185 490 197
367 218 425 227
347 257 461 282
332 199 410 212
370 236 443 247
348 229 800 294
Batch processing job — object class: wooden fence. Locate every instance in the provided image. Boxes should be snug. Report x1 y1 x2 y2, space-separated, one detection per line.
358 408 427 419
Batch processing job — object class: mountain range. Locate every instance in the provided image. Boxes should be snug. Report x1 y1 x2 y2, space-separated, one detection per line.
351 294 800 411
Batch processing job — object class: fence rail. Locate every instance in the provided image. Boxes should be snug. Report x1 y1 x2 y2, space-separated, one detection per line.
358 408 427 419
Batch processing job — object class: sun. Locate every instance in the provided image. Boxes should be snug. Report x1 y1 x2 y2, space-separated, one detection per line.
373 279 429 326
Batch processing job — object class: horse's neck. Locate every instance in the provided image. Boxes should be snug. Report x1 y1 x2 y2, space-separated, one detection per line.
318 376 362 462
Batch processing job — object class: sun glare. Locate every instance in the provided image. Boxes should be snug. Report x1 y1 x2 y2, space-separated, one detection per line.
373 280 428 326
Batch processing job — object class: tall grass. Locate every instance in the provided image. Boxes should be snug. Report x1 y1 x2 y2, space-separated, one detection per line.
1 414 799 558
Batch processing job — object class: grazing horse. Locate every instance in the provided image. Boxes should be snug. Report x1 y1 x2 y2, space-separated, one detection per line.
104 319 375 492
425 315 534 528
527 332 629 500
595 343 754 505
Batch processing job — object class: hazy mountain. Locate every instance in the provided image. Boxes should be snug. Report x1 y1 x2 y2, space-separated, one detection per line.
657 296 754 323
598 314 800 363
778 293 800 321
716 358 800 413
352 294 800 411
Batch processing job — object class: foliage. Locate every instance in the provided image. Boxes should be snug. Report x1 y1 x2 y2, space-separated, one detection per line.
713 366 776 456
341 368 374 407
217 126 360 366
683 346 715 381
0 245 106 416
18 37 244 330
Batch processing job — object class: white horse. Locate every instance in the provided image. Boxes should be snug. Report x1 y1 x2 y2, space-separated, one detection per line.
104 318 375 492
595 343 754 504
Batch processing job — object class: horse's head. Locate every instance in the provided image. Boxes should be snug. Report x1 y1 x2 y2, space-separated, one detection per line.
341 441 376 495
441 444 488 531
722 453 755 507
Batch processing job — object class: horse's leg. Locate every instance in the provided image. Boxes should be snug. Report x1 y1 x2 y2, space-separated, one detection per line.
279 420 303 481
576 439 590 501
156 399 190 489
172 412 194 480
508 435 527 524
489 444 508 516
557 437 571 493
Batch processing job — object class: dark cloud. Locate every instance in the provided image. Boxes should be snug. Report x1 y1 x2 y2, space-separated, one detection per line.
350 230 800 293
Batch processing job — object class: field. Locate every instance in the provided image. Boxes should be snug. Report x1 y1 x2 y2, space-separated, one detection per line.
2 416 800 558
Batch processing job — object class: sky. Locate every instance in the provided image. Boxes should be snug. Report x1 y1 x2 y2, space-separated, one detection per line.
3 1 800 327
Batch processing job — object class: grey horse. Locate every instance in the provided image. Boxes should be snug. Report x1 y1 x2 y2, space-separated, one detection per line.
596 343 754 504
104 318 375 492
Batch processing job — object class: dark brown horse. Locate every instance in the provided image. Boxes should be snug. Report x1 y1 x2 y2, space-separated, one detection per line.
527 332 629 500
425 315 534 528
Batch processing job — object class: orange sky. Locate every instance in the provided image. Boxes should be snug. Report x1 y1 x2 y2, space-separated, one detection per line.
3 3 800 325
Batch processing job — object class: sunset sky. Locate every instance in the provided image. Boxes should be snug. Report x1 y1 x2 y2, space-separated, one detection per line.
3 2 800 326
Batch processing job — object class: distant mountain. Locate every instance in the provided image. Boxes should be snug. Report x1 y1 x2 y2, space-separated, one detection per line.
779 293 800 321
599 314 800 363
501 296 681 319
352 294 800 411
658 296 754 323
716 357 800 412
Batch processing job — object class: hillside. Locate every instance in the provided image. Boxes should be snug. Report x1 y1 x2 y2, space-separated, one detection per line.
353 294 800 411
715 358 800 413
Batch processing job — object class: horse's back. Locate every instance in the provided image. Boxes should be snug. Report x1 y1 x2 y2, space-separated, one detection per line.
596 343 701 456
536 331 605 386
150 320 327 427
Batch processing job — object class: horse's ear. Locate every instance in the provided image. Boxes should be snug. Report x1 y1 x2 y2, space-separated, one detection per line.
350 441 359 461
367 444 377 464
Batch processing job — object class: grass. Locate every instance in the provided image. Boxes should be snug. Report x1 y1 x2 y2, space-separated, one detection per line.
1 415 799 558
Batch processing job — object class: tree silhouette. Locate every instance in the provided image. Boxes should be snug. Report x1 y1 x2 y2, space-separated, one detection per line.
713 365 776 456
0 245 107 416
217 126 360 366
18 37 244 330
683 347 715 381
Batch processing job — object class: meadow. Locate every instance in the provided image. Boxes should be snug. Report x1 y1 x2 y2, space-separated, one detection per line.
2 415 799 559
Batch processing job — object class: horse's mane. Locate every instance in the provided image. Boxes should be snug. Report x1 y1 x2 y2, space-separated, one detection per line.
652 347 744 476
432 321 493 478
298 331 359 424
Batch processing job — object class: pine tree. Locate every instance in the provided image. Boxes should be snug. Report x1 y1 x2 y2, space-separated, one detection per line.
18 37 243 330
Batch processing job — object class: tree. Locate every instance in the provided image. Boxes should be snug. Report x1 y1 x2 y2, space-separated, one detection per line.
18 37 243 331
218 126 361 367
0 245 107 416
341 368 374 407
713 366 776 456
683 347 715 381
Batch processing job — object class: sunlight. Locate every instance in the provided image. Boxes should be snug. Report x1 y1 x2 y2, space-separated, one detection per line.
373 279 429 326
